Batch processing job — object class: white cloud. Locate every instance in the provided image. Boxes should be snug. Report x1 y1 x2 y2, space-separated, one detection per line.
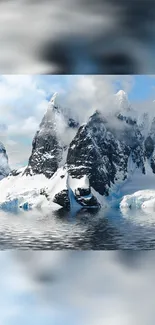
58 75 135 124
0 75 52 168
8 117 39 136
0 251 153 325
0 74 138 169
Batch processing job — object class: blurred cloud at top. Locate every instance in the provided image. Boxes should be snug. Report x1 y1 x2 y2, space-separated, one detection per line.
0 0 155 73
1 251 155 325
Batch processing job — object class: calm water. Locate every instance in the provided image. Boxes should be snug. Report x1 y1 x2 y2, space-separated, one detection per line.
0 206 155 249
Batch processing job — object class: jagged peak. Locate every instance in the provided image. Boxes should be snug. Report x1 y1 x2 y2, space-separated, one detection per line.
88 110 108 128
116 89 127 97
47 92 59 111
0 141 5 151
0 141 10 179
114 89 136 120
115 89 129 107
50 92 58 105
39 92 61 129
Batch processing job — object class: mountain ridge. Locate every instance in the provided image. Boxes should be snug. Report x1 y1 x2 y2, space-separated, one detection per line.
0 142 10 180
1 90 155 211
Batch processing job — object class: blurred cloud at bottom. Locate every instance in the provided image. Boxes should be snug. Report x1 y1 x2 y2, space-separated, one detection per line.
0 251 155 325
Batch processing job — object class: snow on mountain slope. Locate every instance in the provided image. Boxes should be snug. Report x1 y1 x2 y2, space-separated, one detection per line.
25 93 78 179
65 90 155 208
0 165 101 211
119 160 155 212
66 105 146 198
0 142 10 180
0 166 68 211
114 90 137 120
115 90 131 112
0 93 101 211
138 113 150 138
2 89 155 212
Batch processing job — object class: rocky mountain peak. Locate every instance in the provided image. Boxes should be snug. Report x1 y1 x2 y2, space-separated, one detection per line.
24 93 79 179
47 92 59 111
24 94 65 178
115 89 132 115
0 142 10 180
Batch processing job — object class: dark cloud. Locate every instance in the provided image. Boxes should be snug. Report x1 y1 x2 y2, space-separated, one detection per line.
0 0 155 73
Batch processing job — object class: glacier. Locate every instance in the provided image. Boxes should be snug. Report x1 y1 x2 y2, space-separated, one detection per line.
0 166 67 212
120 190 155 211
0 166 103 213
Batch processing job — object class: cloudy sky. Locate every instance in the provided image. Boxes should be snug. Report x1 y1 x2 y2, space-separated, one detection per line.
0 251 155 325
0 75 155 169
0 0 155 74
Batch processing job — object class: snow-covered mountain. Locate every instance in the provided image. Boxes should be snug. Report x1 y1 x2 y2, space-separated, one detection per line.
0 142 10 180
24 93 79 178
1 90 155 212
0 93 100 211
67 110 128 196
115 89 131 113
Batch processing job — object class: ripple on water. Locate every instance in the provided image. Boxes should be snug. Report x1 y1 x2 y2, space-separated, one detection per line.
0 207 155 249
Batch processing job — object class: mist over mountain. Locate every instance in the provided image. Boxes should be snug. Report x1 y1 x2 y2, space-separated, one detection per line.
1 89 155 211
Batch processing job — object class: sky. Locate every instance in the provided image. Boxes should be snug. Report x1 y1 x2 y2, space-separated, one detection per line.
1 251 155 325
0 75 155 169
0 0 155 74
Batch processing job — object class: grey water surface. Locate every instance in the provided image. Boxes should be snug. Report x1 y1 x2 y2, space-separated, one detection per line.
0 206 155 249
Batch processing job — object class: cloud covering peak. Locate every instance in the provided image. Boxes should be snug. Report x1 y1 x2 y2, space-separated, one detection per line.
0 75 154 169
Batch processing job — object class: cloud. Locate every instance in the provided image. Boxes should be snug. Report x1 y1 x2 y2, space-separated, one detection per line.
0 75 134 168
0 75 54 168
0 0 118 73
1 74 155 169
1 251 154 325
0 1 155 73
7 117 39 136
57 75 135 125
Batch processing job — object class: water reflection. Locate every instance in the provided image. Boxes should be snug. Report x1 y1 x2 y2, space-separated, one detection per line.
0 206 155 249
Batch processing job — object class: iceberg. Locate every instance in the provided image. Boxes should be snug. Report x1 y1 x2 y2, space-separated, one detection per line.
120 190 155 212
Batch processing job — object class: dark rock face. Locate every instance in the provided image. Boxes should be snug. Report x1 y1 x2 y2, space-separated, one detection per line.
66 110 146 196
144 136 154 159
66 111 142 196
40 188 50 200
24 97 65 178
9 169 22 177
25 129 63 178
150 117 155 142
115 113 145 171
0 142 10 180
146 117 155 173
68 118 79 129
53 186 100 209
75 187 91 197
24 95 79 179
73 185 100 208
75 193 100 208
137 113 155 174
150 148 155 173
53 190 70 209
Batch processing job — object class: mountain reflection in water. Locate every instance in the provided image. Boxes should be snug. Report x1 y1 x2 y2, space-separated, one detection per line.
0 206 155 249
